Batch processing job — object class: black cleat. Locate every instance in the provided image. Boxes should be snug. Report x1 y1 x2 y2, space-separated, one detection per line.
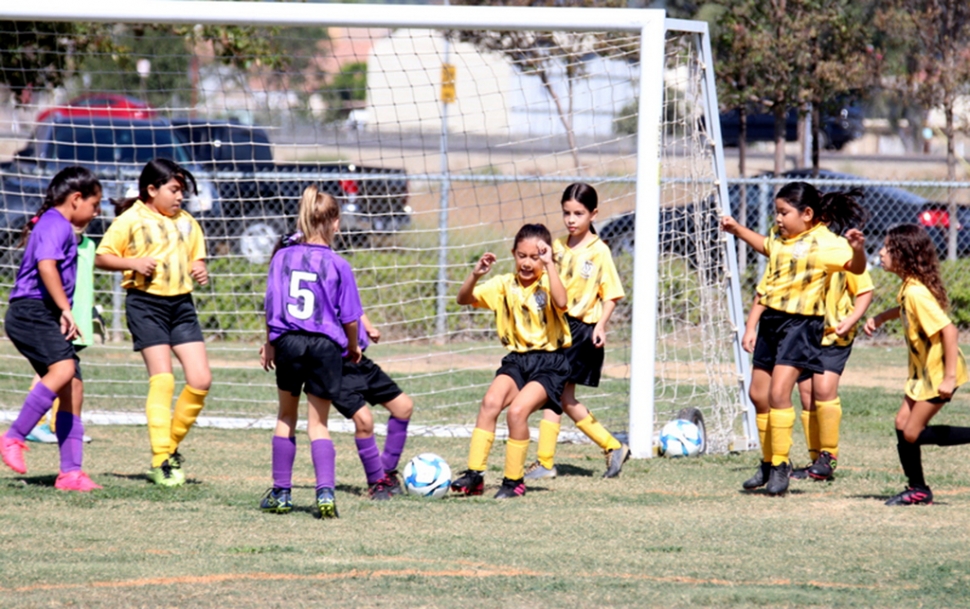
807 451 837 480
368 477 393 501
493 477 526 499
885 486 933 506
259 487 293 513
384 470 404 496
742 462 772 490
765 462 792 496
450 469 485 496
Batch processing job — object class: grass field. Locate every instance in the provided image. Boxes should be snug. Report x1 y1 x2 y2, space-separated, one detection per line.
3 381 970 608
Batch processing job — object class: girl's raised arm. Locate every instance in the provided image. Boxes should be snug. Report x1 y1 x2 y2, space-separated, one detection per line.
457 252 495 305
720 216 767 256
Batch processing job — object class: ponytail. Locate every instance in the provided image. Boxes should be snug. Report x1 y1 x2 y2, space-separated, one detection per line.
20 166 101 248
819 188 867 236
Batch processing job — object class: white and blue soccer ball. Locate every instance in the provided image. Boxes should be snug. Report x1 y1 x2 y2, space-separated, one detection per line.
659 419 703 457
403 453 452 498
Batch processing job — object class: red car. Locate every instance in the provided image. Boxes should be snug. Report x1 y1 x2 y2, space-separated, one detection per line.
36 94 156 122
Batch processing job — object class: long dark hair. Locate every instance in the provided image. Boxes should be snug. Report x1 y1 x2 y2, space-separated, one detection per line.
20 166 101 248
885 224 948 309
513 223 552 251
776 181 867 235
561 182 599 235
115 158 198 217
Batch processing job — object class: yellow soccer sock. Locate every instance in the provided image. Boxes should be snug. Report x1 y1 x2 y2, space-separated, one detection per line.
48 400 60 432
816 397 842 459
467 428 495 472
801 410 820 462
146 373 176 468
504 438 531 481
536 419 560 469
769 407 796 466
757 412 771 463
576 413 621 452
171 385 208 451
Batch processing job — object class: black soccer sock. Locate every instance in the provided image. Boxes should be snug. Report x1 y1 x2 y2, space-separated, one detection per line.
896 429 926 489
916 425 970 447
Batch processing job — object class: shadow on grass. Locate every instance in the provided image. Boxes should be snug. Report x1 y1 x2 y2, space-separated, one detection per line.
553 463 596 477
10 474 57 488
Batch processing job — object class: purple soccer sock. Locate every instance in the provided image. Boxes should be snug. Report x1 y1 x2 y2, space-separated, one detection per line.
310 438 336 491
272 435 297 489
381 416 410 472
356 435 385 484
7 383 58 441
55 412 84 473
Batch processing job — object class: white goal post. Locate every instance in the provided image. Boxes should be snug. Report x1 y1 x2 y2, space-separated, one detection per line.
0 1 756 457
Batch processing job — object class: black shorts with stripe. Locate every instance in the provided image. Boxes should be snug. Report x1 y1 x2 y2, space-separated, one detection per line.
125 289 204 351
752 308 824 374
5 299 82 380
563 315 604 387
331 354 403 419
272 331 343 400
495 350 570 415
796 342 854 382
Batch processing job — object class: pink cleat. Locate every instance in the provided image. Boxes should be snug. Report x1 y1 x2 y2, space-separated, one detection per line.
1 435 28 474
55 470 102 492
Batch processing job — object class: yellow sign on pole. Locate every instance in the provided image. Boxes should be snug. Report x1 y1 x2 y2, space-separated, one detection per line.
441 63 456 104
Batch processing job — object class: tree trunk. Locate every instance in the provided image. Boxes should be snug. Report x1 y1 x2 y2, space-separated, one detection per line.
738 106 748 270
538 68 580 170
773 101 787 176
946 98 957 261
811 104 821 173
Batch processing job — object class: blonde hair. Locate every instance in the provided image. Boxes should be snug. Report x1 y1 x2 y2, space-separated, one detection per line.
296 185 340 245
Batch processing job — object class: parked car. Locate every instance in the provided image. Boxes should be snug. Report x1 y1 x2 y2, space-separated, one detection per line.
719 101 864 150
598 169 970 263
0 115 219 266
171 119 410 262
35 93 156 123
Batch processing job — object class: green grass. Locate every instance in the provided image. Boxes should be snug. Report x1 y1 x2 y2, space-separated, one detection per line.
4 385 970 607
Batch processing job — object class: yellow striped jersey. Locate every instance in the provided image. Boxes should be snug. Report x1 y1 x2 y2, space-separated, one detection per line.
472 271 572 352
553 236 625 324
821 269 874 347
898 279 968 401
757 223 854 317
96 200 206 296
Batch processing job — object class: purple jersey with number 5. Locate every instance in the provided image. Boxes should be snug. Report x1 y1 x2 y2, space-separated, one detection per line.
10 208 78 304
265 243 363 347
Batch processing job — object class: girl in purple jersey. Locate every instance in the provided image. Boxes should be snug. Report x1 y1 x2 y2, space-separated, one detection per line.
259 185 363 519
1 167 101 491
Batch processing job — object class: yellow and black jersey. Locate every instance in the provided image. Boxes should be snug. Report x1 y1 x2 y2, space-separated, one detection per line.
898 279 968 401
472 272 571 353
96 200 206 296
553 236 625 324
757 224 854 317
821 269 874 347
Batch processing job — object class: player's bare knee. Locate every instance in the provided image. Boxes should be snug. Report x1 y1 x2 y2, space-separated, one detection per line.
353 408 374 436
388 394 413 420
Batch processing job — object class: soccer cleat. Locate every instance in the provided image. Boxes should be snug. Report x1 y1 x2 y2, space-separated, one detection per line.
807 451 837 481
494 477 527 499
742 462 772 490
169 450 185 469
790 462 812 480
524 460 558 480
316 487 339 519
450 469 485 496
885 486 934 506
384 470 404 496
54 470 102 492
603 443 631 478
26 423 58 444
1 435 28 474
147 460 184 487
260 487 293 513
368 477 393 501
765 462 792 496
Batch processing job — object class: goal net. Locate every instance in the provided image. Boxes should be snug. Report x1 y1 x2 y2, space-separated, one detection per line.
0 3 755 456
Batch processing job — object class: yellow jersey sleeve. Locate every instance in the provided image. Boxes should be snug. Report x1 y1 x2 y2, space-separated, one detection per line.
471 275 506 311
898 280 969 400
96 212 134 258
845 269 874 297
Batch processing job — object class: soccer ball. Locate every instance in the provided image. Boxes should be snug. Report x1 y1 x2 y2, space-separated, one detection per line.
403 453 452 498
659 419 703 457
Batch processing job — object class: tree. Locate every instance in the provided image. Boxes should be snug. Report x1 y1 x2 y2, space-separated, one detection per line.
883 0 970 260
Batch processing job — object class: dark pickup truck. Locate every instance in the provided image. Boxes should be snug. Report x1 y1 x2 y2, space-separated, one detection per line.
0 115 221 268
171 119 411 262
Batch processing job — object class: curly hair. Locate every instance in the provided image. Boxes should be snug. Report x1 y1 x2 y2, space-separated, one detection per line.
885 224 948 309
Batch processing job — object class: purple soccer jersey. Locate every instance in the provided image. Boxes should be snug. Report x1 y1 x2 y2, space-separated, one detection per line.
265 243 363 348
10 209 78 304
